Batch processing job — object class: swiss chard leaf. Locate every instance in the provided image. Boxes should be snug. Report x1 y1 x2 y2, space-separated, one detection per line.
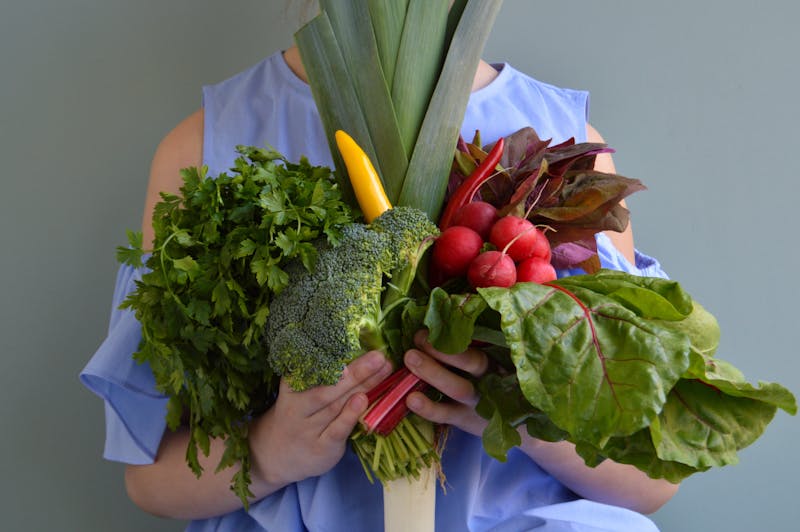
641 343 796 472
554 270 694 320
691 359 797 414
476 373 568 461
651 378 780 469
423 288 487 354
574 423 704 483
465 271 796 481
478 274 693 447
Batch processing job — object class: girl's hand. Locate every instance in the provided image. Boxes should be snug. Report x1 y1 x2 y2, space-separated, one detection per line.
403 330 490 437
403 330 679 514
249 350 393 488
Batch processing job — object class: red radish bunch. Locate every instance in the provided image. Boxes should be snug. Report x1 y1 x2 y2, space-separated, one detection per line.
431 202 557 288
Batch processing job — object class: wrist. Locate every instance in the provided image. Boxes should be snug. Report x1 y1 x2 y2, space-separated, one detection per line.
247 410 295 496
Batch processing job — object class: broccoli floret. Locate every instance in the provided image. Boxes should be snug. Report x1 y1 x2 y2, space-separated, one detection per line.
266 206 439 391
371 206 440 307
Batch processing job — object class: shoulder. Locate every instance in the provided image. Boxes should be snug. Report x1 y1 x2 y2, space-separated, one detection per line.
141 109 204 245
585 124 615 172
503 64 589 107
465 64 589 144
203 52 297 106
150 109 204 188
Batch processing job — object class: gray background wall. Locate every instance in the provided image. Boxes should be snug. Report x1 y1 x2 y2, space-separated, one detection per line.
1 0 797 530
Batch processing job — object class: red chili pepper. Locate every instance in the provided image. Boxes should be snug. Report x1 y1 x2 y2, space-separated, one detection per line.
438 136 505 230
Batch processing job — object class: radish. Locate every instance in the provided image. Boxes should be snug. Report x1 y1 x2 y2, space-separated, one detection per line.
451 201 499 240
516 256 557 283
489 215 549 262
467 250 517 288
431 225 484 278
531 232 552 262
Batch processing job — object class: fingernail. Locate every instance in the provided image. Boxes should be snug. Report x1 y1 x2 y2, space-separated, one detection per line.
351 393 367 411
365 352 384 370
407 394 423 411
414 329 429 347
405 350 422 368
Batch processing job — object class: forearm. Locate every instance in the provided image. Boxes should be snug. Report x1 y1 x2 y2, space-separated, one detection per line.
518 434 678 515
124 424 284 520
125 352 391 521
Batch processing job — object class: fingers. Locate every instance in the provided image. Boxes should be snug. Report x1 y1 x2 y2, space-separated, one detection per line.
406 391 488 437
336 351 394 395
413 330 489 378
404 330 494 435
405 329 491 408
299 351 393 417
320 392 369 442
404 348 480 408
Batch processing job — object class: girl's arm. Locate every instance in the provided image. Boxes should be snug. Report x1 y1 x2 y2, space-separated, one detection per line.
140 109 204 247
126 350 392 519
126 114 394 519
589 123 637 266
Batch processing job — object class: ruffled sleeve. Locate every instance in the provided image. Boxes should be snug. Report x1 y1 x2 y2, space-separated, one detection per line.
596 232 669 278
80 264 168 465
557 232 669 280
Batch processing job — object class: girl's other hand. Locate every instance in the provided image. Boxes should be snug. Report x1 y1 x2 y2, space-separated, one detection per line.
249 350 393 488
403 330 490 437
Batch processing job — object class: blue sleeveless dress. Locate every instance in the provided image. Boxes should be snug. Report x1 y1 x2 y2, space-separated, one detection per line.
81 52 667 531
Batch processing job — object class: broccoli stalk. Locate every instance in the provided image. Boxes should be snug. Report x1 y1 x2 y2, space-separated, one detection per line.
374 207 437 314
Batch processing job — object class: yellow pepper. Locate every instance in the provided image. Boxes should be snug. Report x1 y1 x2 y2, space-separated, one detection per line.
335 130 392 222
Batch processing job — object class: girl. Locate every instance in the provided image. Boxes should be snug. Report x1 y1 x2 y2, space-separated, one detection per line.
82 2 678 530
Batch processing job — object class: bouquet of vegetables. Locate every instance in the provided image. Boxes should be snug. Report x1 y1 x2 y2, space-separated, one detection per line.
116 0 796 529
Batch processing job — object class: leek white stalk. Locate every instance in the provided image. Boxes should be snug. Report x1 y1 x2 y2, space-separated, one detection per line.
383 465 437 532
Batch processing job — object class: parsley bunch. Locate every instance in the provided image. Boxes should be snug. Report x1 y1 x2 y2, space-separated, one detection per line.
117 146 356 503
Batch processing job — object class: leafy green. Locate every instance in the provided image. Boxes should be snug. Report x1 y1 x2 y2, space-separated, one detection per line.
423 270 797 481
476 372 568 461
479 273 693 447
652 378 779 469
574 426 703 483
116 146 357 504
423 288 487 355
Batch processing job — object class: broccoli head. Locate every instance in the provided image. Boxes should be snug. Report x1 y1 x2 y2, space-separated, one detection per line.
266 206 439 391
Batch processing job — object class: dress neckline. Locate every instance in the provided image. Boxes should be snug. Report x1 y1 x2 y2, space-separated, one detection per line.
275 51 512 101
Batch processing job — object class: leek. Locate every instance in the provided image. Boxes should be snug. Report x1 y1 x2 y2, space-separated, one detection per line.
295 0 503 220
